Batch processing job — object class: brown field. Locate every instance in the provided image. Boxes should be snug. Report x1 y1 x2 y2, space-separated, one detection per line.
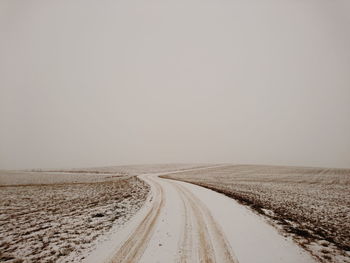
0 175 149 263
0 164 210 187
51 163 212 176
162 165 350 263
0 164 208 262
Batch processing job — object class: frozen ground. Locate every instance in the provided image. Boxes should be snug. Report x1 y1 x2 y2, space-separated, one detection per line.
0 173 149 263
0 164 210 186
51 163 213 176
163 165 350 263
2 164 348 263
0 164 210 262
0 170 127 186
85 168 317 263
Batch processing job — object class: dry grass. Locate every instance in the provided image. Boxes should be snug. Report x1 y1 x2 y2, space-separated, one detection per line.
163 164 350 263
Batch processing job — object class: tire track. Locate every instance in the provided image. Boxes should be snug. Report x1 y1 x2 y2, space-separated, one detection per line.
169 180 239 263
106 177 165 263
175 182 215 262
105 169 238 263
176 184 194 262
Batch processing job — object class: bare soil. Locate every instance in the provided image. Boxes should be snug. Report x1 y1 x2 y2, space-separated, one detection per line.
0 176 149 263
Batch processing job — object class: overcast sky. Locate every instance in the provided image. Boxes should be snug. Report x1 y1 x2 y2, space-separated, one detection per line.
1 0 350 170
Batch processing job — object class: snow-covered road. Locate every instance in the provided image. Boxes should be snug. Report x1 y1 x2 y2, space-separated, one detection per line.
84 169 318 263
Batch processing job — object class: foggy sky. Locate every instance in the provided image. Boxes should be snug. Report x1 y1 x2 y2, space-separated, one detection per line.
1 0 350 170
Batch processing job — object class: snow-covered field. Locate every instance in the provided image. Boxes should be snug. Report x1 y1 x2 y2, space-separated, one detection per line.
52 163 212 176
2 164 349 263
0 164 211 262
0 171 149 262
0 171 127 186
0 164 210 186
86 167 318 263
163 165 350 263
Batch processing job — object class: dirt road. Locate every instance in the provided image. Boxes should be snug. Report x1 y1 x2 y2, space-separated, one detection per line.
84 168 318 263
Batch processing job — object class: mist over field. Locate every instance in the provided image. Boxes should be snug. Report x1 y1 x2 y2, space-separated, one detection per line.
1 2 350 262
1 0 350 170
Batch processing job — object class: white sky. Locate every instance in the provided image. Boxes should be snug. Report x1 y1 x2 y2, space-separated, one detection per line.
1 0 350 169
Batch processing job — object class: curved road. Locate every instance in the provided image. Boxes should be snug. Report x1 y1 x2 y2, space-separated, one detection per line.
86 168 318 263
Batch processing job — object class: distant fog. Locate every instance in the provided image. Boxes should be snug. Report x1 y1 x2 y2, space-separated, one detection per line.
1 0 350 169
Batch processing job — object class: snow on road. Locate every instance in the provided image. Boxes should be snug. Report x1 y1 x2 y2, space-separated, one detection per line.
84 169 318 263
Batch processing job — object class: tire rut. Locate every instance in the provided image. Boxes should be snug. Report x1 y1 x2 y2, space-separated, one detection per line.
106 177 165 263
105 172 238 263
169 180 239 263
